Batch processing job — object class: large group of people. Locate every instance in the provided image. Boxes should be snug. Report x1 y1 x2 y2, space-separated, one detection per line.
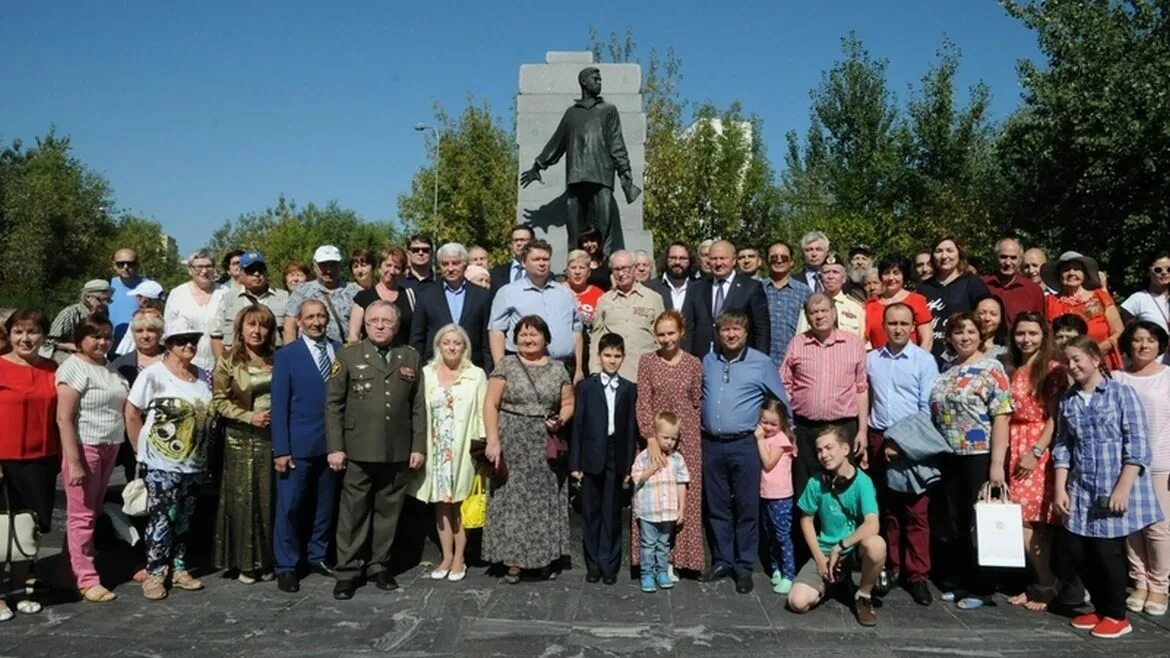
0 226 1168 640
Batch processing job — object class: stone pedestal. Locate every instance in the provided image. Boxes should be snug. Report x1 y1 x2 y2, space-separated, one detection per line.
516 51 653 271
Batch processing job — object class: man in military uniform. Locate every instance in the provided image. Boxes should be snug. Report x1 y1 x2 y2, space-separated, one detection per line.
520 66 638 255
326 300 425 599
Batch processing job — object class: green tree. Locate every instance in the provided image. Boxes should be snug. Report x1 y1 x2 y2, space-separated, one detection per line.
208 196 397 283
396 100 517 264
0 131 115 310
590 28 782 250
999 0 1170 289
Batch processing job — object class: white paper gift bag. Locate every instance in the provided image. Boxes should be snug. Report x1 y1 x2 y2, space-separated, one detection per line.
975 496 1025 568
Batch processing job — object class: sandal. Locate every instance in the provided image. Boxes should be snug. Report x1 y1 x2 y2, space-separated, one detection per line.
1127 588 1150 613
172 571 204 591
504 567 521 585
80 585 118 603
1023 585 1057 612
142 575 167 601
1145 592 1169 617
957 596 990 610
15 599 41 614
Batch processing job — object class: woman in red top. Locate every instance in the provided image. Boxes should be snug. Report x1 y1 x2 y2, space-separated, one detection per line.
0 309 60 619
865 255 933 352
565 250 604 374
1043 252 1124 371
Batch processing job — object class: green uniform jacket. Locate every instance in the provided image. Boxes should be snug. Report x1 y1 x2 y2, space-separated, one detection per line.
325 339 425 463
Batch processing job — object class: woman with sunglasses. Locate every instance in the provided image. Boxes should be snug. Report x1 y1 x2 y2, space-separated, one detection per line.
1122 253 1170 337
124 319 214 600
164 249 224 374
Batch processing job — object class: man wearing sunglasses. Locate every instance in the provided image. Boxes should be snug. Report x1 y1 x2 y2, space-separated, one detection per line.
764 240 811 365
399 234 436 292
108 248 157 352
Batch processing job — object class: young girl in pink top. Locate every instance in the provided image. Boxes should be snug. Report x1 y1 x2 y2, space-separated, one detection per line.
757 399 797 594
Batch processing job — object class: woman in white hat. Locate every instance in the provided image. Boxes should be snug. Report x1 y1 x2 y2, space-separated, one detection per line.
1043 251 1124 371
123 319 214 600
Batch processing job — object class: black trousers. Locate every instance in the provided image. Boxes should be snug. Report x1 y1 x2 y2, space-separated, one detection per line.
1061 531 1128 620
936 453 995 596
792 417 859 499
0 456 59 533
579 440 622 577
566 183 620 256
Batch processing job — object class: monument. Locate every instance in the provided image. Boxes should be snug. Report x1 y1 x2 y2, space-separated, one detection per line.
516 51 654 270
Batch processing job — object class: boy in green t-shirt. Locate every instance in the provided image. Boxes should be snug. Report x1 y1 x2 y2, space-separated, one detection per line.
787 426 887 627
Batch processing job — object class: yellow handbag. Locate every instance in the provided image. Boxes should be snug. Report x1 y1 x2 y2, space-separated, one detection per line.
461 474 487 529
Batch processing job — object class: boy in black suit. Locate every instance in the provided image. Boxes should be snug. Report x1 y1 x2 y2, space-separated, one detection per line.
570 332 637 585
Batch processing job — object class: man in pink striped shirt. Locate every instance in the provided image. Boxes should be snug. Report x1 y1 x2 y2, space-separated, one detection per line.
781 293 869 499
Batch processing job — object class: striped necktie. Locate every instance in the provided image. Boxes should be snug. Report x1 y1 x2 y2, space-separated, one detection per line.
314 342 331 381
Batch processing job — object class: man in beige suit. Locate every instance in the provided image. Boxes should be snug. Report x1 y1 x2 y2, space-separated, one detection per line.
326 300 425 599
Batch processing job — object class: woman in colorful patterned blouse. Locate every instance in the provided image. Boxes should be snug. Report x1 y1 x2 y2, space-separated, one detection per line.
929 311 1014 610
1053 336 1162 639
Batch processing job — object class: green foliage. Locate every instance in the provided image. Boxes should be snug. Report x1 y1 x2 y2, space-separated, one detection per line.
0 131 116 311
590 28 782 251
998 0 1170 289
207 196 398 281
396 99 517 265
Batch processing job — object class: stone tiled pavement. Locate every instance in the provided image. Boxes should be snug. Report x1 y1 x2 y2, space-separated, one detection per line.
4 495 1170 656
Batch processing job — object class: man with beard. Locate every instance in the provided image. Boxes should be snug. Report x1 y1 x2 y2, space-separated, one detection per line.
646 242 695 311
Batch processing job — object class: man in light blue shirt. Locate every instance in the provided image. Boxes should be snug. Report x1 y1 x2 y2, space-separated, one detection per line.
863 302 938 604
489 240 584 381
698 309 789 594
108 247 157 351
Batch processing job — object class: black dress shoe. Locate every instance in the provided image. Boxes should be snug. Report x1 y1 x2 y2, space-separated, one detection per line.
586 571 601 584
602 574 618 586
907 580 932 606
277 572 300 593
734 573 754 594
333 580 356 600
698 565 732 583
310 562 334 578
374 572 399 591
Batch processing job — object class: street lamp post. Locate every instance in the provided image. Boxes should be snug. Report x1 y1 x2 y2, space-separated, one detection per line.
414 123 439 234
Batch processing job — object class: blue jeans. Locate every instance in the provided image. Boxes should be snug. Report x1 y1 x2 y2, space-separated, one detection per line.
761 497 796 579
639 519 676 577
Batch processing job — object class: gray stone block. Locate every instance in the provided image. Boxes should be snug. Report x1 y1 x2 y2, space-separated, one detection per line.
519 63 641 95
518 93 644 114
545 50 595 64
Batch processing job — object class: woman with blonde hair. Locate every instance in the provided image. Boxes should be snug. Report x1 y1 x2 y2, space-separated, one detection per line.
212 305 278 583
408 323 486 582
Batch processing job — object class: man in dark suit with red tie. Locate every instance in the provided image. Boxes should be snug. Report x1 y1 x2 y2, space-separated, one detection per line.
682 240 771 358
271 299 340 593
410 242 491 368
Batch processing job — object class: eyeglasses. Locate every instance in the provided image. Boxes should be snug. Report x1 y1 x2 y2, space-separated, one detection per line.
1153 266 1169 275
189 263 215 271
611 265 632 272
169 335 200 346
115 260 137 268
409 246 432 254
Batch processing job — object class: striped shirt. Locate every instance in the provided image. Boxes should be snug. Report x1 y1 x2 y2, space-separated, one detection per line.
781 329 868 421
763 277 811 364
1052 378 1163 538
41 302 89 358
55 355 129 445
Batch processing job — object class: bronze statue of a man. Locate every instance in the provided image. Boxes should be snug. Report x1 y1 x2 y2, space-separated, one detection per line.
521 66 639 256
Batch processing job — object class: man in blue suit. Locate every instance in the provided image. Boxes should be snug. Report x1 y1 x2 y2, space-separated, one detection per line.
409 242 491 369
569 333 637 585
271 299 339 593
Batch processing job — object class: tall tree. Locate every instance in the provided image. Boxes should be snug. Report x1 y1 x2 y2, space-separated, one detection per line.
396 100 517 264
0 131 115 310
208 196 397 283
999 0 1170 288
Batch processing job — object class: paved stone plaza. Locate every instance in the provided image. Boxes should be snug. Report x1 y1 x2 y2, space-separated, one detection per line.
5 487 1170 657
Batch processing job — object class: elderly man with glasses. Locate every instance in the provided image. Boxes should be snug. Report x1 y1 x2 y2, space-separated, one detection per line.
43 280 113 362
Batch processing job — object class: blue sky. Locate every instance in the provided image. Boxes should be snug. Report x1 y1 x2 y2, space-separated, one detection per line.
2 1 1041 255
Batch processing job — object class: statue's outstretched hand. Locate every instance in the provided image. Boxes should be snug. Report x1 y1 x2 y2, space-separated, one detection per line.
520 166 542 188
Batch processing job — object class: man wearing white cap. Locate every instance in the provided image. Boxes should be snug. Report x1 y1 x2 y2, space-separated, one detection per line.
108 247 158 350
211 250 289 358
283 245 359 345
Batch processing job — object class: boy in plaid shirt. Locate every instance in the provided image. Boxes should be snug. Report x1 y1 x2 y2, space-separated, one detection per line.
631 411 690 592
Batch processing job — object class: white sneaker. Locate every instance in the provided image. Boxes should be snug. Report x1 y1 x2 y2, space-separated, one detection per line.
668 565 680 583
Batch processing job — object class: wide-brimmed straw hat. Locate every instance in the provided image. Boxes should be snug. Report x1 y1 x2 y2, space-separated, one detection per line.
1043 251 1101 291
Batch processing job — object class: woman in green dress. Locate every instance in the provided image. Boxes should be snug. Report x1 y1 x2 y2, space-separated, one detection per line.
212 304 277 583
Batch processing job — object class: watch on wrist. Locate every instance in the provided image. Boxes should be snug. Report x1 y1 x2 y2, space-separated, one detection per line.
1031 444 1045 458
